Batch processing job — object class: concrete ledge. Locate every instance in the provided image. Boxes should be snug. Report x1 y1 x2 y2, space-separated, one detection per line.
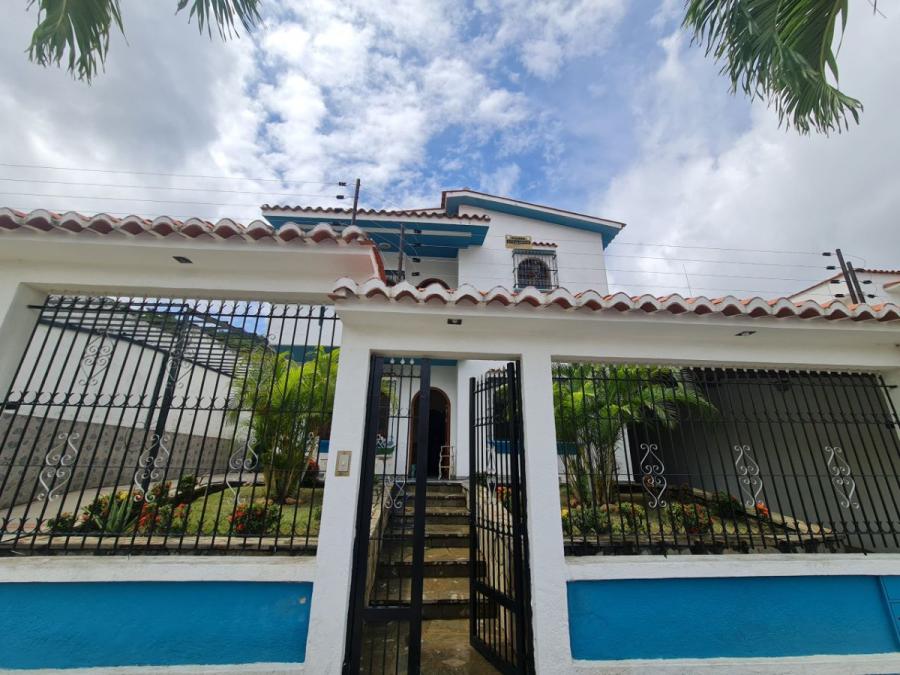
570 653 900 674
0 664 303 674
0 555 317 583
566 553 900 580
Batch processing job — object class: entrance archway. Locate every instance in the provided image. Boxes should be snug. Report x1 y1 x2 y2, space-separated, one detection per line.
409 387 451 478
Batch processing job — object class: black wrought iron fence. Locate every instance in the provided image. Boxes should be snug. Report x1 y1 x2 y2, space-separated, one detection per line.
0 295 340 555
553 363 900 555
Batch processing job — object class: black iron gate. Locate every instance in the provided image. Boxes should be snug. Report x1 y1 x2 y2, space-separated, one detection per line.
469 363 533 674
345 357 432 674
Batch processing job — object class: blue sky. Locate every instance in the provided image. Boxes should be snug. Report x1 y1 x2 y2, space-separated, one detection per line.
1 1 898 298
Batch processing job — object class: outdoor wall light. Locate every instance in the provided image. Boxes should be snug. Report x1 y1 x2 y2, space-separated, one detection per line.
447 318 462 325
173 256 193 264
735 330 756 337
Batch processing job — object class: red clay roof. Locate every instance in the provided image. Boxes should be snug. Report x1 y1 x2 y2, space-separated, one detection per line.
261 205 490 222
332 278 900 323
0 207 386 280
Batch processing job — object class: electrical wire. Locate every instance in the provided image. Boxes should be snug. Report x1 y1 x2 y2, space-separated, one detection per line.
0 191 346 209
0 177 345 199
0 162 344 186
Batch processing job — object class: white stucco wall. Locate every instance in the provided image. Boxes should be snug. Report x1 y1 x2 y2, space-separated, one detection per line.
457 206 609 293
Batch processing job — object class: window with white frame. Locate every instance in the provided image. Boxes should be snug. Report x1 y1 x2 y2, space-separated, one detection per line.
513 249 558 290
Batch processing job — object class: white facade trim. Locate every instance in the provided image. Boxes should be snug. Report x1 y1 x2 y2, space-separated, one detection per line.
566 553 900 581
0 556 316 584
569 653 900 674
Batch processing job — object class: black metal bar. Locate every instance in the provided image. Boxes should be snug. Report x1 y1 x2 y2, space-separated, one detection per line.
835 249 860 303
468 376 477 643
407 359 431 673
345 355 383 674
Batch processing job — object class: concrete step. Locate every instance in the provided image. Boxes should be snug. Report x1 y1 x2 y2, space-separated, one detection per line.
383 527 469 548
371 577 470 619
377 546 483 578
409 483 466 496
402 505 469 525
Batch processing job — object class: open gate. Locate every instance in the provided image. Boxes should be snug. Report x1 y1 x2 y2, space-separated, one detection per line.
345 357 432 674
469 363 534 674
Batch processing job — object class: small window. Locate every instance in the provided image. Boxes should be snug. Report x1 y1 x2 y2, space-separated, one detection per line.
513 249 558 291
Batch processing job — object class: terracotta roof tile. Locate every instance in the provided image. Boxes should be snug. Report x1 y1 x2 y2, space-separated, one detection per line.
0 207 374 246
261 205 490 222
330 278 900 323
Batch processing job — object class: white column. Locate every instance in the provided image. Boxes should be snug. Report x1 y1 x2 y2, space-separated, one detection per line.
519 348 572 674
0 281 47 396
306 328 371 674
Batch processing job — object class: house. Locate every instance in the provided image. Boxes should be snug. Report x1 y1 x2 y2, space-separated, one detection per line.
1 196 900 675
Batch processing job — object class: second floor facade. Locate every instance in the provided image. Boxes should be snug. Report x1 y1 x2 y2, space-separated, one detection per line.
262 189 625 294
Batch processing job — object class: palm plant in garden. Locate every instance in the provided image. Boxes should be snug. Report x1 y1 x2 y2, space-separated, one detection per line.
228 345 338 504
553 364 717 507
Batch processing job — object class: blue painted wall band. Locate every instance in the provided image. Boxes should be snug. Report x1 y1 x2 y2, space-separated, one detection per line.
0 581 312 670
568 575 900 661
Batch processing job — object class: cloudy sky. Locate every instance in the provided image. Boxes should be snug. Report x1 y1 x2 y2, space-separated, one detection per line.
1 1 897 299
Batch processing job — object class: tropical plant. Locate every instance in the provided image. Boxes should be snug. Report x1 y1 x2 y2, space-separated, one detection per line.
683 0 867 134
553 364 716 506
25 0 262 82
92 490 138 533
228 345 338 504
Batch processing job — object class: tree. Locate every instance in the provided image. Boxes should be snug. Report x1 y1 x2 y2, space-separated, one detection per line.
229 345 338 504
553 364 716 506
26 0 261 83
683 0 867 134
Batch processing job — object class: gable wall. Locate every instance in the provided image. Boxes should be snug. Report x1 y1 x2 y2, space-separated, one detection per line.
456 206 609 293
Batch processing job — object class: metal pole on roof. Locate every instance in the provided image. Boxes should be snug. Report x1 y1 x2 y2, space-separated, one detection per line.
846 262 868 303
398 223 406 282
349 178 360 228
834 249 860 303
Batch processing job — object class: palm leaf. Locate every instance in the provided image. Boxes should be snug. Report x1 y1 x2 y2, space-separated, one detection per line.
27 0 261 83
683 0 862 134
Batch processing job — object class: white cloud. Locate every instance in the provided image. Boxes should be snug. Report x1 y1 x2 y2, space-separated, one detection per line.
474 0 626 80
480 162 521 195
593 9 900 298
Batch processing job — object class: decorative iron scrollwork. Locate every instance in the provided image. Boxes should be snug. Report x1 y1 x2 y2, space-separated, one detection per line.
37 432 80 501
640 442 667 508
824 445 860 510
78 333 114 386
133 434 170 500
226 444 259 501
383 476 408 511
734 444 764 508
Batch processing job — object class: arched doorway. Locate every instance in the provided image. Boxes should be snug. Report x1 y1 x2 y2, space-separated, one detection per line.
409 387 451 478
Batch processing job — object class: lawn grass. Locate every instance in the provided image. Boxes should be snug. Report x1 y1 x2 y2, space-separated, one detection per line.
181 485 323 536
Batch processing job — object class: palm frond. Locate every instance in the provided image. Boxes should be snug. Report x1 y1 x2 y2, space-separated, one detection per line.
27 0 261 83
27 0 124 82
176 0 262 39
683 0 862 134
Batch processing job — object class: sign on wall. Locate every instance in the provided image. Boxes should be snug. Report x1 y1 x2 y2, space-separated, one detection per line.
505 234 532 249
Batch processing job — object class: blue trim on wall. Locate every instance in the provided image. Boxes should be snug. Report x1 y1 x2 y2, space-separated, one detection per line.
0 581 312 669
443 194 622 248
568 576 900 660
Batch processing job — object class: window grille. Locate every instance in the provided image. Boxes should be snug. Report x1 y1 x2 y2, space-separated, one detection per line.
513 249 558 291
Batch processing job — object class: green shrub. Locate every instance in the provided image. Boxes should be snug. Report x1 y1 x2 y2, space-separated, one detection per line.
710 491 743 519
46 512 78 533
227 500 280 535
668 502 713 534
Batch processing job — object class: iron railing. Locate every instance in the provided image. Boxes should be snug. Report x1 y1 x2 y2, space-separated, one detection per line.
0 295 340 555
553 363 900 555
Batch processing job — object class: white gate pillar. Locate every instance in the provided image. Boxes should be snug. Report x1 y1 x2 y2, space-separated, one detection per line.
306 328 371 674
518 349 572 674
0 281 46 396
